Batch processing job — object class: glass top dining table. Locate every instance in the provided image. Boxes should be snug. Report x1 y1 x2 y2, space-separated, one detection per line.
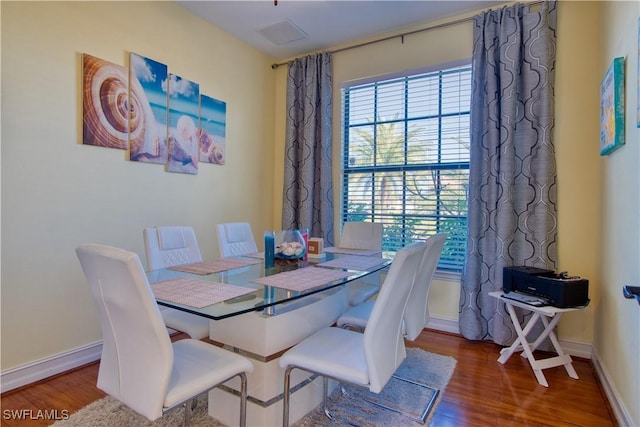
146 251 391 320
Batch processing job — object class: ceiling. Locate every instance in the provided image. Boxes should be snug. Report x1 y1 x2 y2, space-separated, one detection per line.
177 1 507 62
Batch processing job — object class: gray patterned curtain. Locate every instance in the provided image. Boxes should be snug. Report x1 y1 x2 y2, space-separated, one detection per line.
460 1 558 345
282 53 334 245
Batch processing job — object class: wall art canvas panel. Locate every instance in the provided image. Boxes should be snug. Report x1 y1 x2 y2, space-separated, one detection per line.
167 73 200 174
600 56 625 156
82 54 129 149
129 53 168 163
199 95 227 164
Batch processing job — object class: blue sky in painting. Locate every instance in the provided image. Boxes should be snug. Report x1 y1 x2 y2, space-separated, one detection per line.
168 74 199 128
130 52 168 122
200 95 226 138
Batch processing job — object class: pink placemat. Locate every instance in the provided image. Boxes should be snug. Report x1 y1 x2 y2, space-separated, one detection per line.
251 266 352 292
323 247 382 257
316 255 387 271
151 278 255 308
169 258 261 275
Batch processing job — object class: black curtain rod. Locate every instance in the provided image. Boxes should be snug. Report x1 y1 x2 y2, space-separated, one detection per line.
270 0 544 70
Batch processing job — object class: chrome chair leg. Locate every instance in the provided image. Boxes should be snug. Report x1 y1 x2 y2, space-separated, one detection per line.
340 383 351 396
239 372 248 427
322 376 333 419
283 366 293 427
365 374 439 424
320 377 358 426
183 399 192 427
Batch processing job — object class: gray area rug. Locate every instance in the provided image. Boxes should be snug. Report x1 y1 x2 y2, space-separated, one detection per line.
53 348 456 427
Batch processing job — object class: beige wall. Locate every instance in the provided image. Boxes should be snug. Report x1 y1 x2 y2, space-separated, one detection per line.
1 1 277 369
596 1 640 425
554 1 602 344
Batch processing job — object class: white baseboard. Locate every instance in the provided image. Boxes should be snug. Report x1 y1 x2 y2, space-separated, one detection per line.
1 341 102 394
426 315 460 335
591 347 635 427
426 315 593 359
559 338 592 359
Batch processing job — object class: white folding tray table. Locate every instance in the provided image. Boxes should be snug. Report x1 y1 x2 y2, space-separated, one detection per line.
489 291 585 387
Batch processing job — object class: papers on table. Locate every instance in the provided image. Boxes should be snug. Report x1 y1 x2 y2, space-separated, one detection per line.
151 278 255 308
168 258 261 275
316 255 387 271
323 247 382 257
251 266 352 292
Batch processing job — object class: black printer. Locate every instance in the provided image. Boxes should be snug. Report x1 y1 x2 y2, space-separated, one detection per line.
503 266 589 308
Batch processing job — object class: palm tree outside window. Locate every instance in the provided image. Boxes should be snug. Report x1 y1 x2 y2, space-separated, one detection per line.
341 65 470 272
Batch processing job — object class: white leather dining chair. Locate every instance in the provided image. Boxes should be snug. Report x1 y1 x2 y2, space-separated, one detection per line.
339 221 385 306
216 222 258 258
332 234 447 423
340 221 384 251
400 233 446 340
76 243 254 426
336 233 447 340
143 226 209 340
279 243 424 427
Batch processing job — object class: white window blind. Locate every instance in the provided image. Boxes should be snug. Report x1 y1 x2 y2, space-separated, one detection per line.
341 65 471 272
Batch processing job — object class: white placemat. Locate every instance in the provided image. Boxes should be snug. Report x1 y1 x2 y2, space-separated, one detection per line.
151 277 255 308
323 247 382 256
251 266 352 292
316 255 387 271
169 258 261 275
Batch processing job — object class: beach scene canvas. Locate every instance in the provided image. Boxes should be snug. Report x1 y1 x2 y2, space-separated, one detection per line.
129 53 168 163
199 94 227 164
167 73 200 174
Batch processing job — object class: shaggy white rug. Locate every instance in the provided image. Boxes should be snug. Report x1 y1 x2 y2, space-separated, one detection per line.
54 348 456 427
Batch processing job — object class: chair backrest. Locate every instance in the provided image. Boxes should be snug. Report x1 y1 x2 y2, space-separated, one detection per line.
216 222 258 258
143 226 202 270
403 233 447 341
340 222 383 251
363 243 424 393
76 243 172 421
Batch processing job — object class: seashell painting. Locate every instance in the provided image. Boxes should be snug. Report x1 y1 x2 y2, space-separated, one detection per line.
82 51 228 172
82 54 130 149
128 53 169 163
199 94 226 165
167 73 199 174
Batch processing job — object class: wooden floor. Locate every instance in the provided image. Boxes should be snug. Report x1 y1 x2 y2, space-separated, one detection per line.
1 329 616 427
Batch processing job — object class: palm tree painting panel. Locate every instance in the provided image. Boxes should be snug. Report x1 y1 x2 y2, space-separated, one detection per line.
167 74 200 174
128 53 169 164
198 94 226 165
82 54 130 150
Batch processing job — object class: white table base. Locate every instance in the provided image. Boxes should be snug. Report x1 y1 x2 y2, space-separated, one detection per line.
208 286 348 426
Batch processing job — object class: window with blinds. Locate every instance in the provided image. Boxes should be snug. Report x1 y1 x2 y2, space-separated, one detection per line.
341 65 470 272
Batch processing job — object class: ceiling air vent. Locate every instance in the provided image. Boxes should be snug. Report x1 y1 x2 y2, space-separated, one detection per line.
257 19 308 45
